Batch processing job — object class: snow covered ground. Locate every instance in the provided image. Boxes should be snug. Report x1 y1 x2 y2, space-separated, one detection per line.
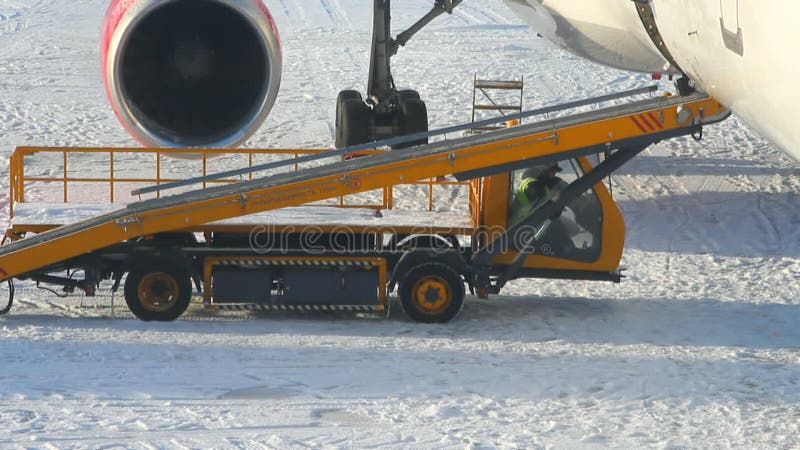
2 0 800 448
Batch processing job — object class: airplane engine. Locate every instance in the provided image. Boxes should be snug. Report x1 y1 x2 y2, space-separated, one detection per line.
101 0 282 149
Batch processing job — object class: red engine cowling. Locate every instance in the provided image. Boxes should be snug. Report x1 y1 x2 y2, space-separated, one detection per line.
101 0 282 148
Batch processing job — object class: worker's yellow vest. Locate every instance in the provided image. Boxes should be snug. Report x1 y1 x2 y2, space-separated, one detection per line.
509 177 551 227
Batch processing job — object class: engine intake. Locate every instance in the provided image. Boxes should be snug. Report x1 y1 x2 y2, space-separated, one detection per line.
102 0 282 148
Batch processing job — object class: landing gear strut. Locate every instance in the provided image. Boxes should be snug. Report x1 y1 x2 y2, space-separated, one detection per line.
335 0 462 149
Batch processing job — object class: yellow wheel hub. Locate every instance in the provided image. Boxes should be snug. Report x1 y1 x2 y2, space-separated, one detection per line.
412 276 451 314
137 272 179 312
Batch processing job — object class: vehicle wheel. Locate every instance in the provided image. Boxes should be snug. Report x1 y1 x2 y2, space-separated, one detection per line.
397 89 420 102
392 234 455 252
336 90 362 130
124 261 192 322
336 98 372 148
0 279 13 315
399 262 464 323
394 97 428 149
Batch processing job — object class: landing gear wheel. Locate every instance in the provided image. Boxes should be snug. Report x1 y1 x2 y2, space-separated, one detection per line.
336 97 372 148
338 90 362 103
124 261 192 322
336 90 362 132
394 97 428 149
399 262 464 323
397 89 420 102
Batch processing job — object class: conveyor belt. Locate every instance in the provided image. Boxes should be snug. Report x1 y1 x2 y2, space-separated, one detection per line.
133 85 659 196
0 92 728 280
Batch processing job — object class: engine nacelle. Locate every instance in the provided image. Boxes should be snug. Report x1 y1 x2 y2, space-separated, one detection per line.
102 0 282 148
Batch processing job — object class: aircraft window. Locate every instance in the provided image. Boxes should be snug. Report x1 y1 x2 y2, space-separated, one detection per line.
508 159 603 262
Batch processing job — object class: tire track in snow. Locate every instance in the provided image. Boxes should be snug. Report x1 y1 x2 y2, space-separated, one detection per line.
622 144 736 256
460 2 512 25
652 174 695 273
327 0 353 30
273 0 295 24
319 0 352 30
0 3 26 34
0 398 378 448
262 23 365 145
755 193 783 251
610 151 726 275
452 7 480 26
612 172 682 272
306 0 362 141
736 174 783 253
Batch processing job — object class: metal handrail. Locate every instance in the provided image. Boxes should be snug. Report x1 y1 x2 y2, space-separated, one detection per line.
131 85 658 196
7 147 473 218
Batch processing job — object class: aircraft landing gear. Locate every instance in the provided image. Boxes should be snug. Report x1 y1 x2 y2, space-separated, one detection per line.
335 0 461 149
335 89 429 149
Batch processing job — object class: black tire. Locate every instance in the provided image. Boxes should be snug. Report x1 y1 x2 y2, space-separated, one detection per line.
0 279 13 315
394 97 428 149
338 90 362 103
391 234 455 252
336 98 372 148
124 260 192 322
397 89 420 102
336 90 362 129
399 262 465 323
336 91 362 148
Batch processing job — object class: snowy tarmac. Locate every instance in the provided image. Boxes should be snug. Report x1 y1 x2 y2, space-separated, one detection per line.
1 0 800 448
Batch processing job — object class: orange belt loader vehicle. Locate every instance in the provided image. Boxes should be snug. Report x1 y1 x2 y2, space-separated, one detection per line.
0 87 729 322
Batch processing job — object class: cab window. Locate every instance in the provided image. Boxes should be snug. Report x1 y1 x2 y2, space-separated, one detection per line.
508 159 602 261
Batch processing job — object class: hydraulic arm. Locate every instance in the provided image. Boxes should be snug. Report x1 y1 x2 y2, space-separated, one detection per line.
367 0 463 102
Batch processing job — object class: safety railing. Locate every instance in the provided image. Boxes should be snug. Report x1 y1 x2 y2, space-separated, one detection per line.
8 147 477 220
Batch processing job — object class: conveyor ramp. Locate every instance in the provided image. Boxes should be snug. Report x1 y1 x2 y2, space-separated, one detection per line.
0 90 728 282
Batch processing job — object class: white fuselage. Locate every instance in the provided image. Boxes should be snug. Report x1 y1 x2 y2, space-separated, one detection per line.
504 0 800 161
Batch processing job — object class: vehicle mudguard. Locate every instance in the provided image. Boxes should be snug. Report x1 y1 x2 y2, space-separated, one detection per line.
388 249 470 292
